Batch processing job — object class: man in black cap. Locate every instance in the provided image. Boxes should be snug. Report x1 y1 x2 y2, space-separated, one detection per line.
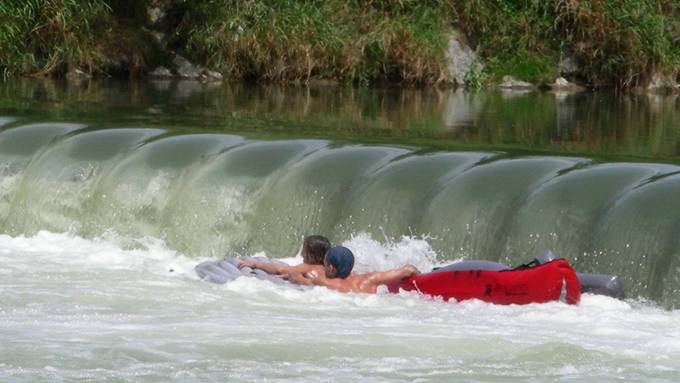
287 246 419 293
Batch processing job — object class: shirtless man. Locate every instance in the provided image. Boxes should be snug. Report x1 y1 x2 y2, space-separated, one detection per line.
287 246 420 293
237 235 330 276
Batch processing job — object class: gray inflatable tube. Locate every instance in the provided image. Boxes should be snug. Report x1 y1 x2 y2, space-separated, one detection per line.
195 256 308 290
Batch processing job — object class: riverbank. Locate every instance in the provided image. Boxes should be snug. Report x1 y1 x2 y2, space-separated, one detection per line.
1 1 678 90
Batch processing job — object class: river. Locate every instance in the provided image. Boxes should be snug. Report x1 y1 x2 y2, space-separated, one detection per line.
1 79 679 381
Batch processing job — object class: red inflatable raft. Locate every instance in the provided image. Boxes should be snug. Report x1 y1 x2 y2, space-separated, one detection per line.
385 259 581 305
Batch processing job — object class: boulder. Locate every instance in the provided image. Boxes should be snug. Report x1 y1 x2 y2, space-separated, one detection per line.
201 68 224 82
444 31 483 87
549 76 586 92
558 50 580 77
149 66 173 78
171 54 223 82
498 75 534 90
173 55 202 79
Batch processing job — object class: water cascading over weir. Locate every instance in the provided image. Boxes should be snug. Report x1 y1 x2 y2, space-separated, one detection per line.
1 119 679 307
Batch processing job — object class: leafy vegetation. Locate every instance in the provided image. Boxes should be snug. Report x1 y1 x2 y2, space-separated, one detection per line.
0 0 111 78
0 0 678 88
553 0 680 87
174 0 452 84
0 0 156 79
452 0 679 87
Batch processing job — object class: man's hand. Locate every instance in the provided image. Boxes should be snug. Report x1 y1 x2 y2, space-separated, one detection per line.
238 259 292 275
238 259 259 269
403 265 420 277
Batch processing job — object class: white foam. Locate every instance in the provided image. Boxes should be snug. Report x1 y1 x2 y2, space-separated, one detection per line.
0 230 205 277
341 232 439 273
273 231 439 273
1 231 679 382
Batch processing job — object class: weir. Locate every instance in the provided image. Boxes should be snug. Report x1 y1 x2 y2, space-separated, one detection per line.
1 121 679 307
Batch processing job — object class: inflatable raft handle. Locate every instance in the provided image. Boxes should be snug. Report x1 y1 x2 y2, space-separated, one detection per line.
555 259 581 305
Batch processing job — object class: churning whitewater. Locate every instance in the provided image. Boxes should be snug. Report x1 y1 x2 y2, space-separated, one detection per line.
1 230 679 382
2 122 680 306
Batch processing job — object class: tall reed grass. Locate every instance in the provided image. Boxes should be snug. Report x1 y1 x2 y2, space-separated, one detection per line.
176 0 453 85
1 0 678 88
0 0 111 78
0 0 155 79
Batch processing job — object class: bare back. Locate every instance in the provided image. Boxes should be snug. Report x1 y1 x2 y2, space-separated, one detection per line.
317 265 419 294
321 273 380 293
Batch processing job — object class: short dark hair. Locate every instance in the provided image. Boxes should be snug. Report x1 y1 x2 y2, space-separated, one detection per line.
302 235 331 264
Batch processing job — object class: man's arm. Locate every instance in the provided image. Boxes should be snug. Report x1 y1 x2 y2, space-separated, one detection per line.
286 272 350 292
289 266 419 293
364 265 419 286
238 259 304 275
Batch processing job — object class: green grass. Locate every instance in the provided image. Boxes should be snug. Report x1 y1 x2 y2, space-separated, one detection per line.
554 0 680 87
0 0 678 88
0 0 157 79
0 0 112 78
485 54 559 85
175 0 453 84
453 0 679 87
